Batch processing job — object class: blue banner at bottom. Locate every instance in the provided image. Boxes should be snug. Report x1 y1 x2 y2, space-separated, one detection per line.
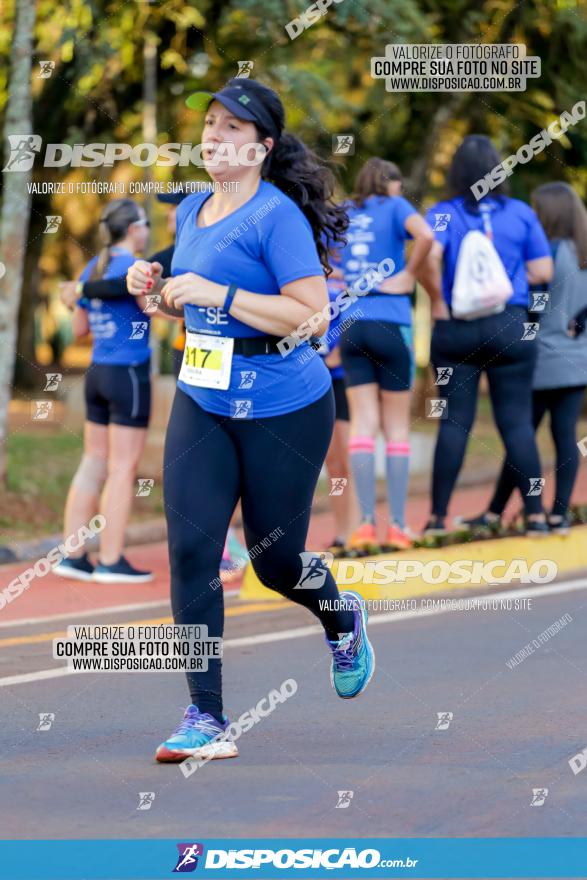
1 838 586 879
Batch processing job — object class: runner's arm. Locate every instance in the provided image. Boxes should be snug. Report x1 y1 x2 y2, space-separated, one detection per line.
414 240 449 318
161 273 330 338
72 305 90 339
78 275 127 302
79 248 174 303
526 256 553 286
377 214 434 295
156 297 184 320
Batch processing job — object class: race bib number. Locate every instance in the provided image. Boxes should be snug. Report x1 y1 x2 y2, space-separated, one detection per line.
179 331 233 390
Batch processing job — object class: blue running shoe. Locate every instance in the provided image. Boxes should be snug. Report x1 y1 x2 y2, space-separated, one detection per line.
326 591 375 699
156 705 239 763
226 528 249 568
53 553 94 582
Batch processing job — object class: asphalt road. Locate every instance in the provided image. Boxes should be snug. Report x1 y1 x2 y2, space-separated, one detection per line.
1 578 586 842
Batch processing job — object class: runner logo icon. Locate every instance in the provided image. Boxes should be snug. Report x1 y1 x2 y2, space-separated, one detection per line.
435 367 453 385
3 134 42 172
130 321 148 340
335 790 354 808
433 213 451 231
435 711 453 730
530 788 548 806
173 843 204 872
295 552 333 589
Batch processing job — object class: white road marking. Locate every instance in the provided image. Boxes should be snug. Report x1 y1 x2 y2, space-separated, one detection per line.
0 592 238 630
1 577 585 687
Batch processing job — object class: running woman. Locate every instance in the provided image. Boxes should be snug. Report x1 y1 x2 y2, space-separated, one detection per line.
469 182 587 535
421 136 553 537
338 157 435 552
54 198 154 583
126 79 375 763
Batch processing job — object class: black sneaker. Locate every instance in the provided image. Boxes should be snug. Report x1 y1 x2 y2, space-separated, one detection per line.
93 555 153 584
525 518 550 538
548 515 571 535
456 512 501 535
422 517 447 537
53 553 94 582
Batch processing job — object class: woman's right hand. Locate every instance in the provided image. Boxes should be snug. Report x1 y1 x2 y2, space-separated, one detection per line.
127 261 163 297
431 298 450 321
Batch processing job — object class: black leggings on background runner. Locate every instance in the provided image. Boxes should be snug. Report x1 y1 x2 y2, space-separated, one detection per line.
489 386 586 517
430 306 543 518
163 387 354 722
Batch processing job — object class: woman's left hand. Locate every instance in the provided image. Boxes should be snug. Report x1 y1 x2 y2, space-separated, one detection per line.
60 281 79 310
378 269 415 295
161 273 225 309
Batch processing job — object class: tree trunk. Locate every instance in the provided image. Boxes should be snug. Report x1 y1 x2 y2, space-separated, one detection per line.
0 0 37 482
14 194 49 390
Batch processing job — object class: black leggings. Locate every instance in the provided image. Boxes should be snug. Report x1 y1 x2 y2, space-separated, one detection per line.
163 387 354 721
430 307 543 518
490 386 586 517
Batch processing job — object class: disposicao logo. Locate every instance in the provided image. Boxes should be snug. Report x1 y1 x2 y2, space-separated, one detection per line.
173 843 204 872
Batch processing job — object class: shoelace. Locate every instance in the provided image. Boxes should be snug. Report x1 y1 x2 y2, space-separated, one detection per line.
175 709 223 738
332 636 356 672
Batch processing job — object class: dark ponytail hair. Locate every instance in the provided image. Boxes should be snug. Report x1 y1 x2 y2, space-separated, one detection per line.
229 79 348 272
90 198 142 281
447 134 509 210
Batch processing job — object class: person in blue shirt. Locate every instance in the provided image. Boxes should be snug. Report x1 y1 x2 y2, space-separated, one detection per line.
126 78 376 764
54 198 154 584
338 157 435 553
421 135 553 537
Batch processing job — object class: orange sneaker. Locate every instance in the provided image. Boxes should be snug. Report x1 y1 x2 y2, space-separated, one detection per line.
383 524 413 550
348 523 379 553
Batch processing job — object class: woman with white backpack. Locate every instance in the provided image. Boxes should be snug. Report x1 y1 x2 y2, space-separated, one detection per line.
467 182 587 535
421 135 553 537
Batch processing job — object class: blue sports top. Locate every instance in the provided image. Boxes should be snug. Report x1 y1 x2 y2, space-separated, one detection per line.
425 195 551 308
171 179 331 418
78 247 151 366
338 194 418 325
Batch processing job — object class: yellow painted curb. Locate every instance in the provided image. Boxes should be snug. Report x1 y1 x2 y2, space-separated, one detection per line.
240 525 587 601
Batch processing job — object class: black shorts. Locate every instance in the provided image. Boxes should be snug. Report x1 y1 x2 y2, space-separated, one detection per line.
85 361 151 428
331 376 349 422
340 320 414 391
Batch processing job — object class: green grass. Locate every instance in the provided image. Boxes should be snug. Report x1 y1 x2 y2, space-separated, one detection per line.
7 431 83 497
2 430 164 542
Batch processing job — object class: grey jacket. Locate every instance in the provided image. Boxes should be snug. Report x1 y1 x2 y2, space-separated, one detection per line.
533 239 587 390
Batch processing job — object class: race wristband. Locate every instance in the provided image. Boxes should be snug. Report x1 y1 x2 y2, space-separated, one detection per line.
223 283 238 315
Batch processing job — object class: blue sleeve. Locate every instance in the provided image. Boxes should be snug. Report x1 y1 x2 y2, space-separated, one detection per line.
394 196 418 239
260 205 323 286
523 207 551 261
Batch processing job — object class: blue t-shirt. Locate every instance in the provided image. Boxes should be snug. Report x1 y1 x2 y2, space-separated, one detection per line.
425 196 551 308
78 247 151 366
171 179 331 418
338 194 417 325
